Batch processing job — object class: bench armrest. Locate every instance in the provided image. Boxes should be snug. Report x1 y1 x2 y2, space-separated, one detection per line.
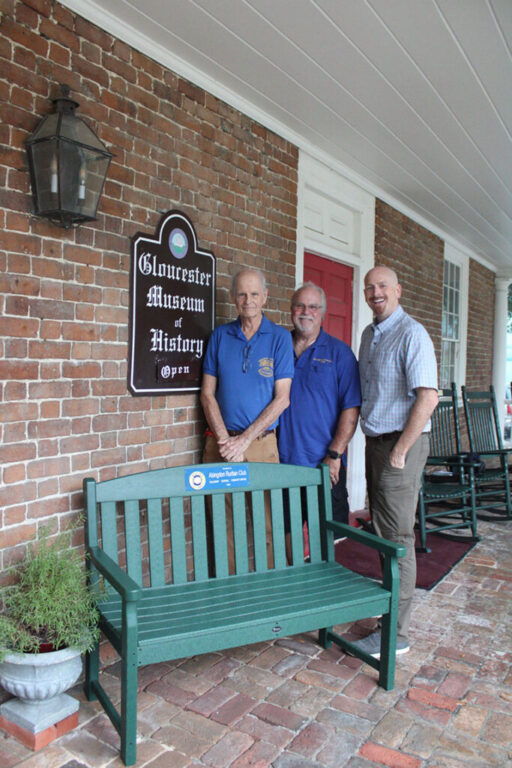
88 546 142 602
474 448 512 458
325 521 406 559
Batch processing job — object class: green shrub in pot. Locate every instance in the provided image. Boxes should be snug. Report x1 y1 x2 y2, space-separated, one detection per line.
0 524 100 661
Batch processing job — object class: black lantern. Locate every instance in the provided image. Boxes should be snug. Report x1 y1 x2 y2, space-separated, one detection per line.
26 85 113 229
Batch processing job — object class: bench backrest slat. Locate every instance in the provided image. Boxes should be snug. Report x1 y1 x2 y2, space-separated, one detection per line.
191 495 209 581
232 491 249 575
170 498 187 584
211 494 229 579
288 486 304 565
251 489 267 571
125 500 143 586
305 484 322 562
101 501 119 563
270 489 286 570
147 498 166 587
231 492 249 573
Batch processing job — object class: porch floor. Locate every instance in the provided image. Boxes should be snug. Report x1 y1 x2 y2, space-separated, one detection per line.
1 516 511 768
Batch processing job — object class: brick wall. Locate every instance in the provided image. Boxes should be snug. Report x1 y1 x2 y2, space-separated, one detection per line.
374 199 444 360
0 0 298 580
466 259 495 389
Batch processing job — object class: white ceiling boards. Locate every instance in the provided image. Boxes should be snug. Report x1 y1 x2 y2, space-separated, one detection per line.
62 0 512 273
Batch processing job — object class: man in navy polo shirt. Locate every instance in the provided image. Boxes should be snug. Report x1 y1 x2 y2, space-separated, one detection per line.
200 267 294 572
278 282 361 529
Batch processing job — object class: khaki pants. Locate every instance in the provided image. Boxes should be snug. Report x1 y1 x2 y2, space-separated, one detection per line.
365 432 429 642
202 433 279 574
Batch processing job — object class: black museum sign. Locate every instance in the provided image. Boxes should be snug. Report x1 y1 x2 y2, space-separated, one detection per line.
128 211 215 395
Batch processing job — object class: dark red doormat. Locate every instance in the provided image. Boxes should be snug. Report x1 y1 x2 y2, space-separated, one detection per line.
335 530 478 590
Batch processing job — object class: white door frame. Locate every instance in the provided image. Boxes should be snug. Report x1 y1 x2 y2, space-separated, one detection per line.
296 152 375 512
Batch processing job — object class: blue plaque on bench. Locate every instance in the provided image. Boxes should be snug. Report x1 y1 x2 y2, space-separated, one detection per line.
186 464 250 491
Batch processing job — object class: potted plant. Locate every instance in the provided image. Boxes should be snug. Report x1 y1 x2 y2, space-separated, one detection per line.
0 524 100 741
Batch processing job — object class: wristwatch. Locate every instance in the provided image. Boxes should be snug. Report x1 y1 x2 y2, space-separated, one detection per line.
326 449 342 460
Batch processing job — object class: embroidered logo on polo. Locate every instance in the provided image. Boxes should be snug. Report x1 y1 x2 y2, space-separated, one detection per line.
258 358 274 377
312 357 333 364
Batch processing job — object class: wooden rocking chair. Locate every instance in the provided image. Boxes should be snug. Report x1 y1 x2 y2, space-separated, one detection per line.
417 383 478 552
461 384 512 519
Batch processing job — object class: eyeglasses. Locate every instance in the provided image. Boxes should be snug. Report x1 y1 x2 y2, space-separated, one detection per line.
242 345 251 373
292 303 322 313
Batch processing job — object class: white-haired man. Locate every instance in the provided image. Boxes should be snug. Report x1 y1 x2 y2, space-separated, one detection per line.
200 267 294 572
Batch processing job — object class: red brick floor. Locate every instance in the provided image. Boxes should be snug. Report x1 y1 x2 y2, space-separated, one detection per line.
1 517 511 768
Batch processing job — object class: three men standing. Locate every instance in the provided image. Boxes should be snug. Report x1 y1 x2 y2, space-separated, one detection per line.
201 263 438 659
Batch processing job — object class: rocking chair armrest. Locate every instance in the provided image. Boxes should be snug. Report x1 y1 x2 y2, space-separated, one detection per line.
474 448 512 458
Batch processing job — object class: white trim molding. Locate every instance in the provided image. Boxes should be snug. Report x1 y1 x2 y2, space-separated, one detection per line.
297 151 375 512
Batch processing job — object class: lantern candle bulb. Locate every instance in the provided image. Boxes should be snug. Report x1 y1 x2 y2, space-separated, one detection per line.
50 155 58 194
78 163 86 200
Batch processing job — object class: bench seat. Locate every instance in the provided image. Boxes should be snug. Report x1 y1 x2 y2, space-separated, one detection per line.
97 560 391 666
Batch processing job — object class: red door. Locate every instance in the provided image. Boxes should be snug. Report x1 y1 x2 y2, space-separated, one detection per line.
304 252 353 345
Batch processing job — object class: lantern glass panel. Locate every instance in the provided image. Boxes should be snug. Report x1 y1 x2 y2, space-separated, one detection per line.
29 138 60 215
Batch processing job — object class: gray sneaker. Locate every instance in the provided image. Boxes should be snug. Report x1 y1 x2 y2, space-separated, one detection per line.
350 630 409 659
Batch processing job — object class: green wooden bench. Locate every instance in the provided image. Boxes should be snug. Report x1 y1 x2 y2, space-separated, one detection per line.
83 462 405 766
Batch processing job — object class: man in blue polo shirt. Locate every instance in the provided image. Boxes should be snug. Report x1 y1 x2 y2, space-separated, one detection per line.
278 282 361 529
200 267 294 572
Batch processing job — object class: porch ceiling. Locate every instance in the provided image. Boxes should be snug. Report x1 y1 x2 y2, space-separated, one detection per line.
61 0 512 274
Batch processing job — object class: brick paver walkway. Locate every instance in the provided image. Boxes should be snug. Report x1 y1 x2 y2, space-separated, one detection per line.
1 518 511 768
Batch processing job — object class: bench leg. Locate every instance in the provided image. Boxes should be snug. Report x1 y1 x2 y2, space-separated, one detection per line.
378 612 397 690
120 603 138 766
318 628 332 649
84 639 99 701
318 627 332 648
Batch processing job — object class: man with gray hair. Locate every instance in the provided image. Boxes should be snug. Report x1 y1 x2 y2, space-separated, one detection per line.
200 267 294 572
278 282 361 529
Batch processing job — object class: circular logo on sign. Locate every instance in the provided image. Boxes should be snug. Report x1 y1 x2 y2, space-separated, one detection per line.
189 470 206 490
169 228 188 259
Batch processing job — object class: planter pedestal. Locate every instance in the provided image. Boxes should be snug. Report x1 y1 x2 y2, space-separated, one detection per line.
0 647 82 750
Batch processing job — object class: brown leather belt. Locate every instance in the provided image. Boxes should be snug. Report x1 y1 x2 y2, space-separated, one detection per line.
368 431 402 441
227 429 276 439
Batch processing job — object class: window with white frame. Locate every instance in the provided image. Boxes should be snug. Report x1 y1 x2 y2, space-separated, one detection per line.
440 246 468 390
441 260 460 388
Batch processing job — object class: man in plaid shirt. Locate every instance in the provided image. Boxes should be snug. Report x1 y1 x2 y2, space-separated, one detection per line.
354 265 438 658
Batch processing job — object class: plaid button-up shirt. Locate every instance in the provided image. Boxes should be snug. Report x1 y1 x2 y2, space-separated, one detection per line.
358 305 438 437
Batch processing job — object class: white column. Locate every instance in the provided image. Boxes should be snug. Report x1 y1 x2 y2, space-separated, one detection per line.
493 277 511 404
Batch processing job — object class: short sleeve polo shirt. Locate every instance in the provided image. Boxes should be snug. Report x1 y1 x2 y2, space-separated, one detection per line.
278 329 361 467
202 313 294 432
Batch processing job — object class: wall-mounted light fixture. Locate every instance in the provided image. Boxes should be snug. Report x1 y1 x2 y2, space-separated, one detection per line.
26 85 113 229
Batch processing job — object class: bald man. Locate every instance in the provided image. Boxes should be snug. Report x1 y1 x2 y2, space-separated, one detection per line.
353 265 438 658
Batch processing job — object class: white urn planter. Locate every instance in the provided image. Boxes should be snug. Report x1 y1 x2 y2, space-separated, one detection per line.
0 646 82 734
